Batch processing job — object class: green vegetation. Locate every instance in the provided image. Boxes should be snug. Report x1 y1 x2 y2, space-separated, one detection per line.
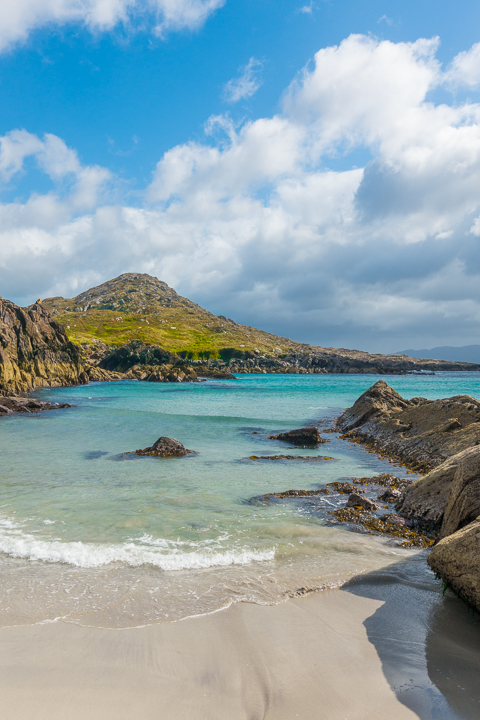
42 273 303 358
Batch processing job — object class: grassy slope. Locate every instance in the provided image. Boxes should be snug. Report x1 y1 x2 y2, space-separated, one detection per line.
42 273 304 358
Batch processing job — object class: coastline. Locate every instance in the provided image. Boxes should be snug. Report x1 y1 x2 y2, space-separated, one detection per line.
1 555 478 720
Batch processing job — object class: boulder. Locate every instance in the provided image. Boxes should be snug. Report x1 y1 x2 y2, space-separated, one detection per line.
270 426 326 446
440 447 480 538
427 517 480 612
346 493 379 511
397 446 480 533
135 436 194 457
378 488 402 503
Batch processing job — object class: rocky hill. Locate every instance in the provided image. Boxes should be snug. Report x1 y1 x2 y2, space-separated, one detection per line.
0 298 85 393
41 273 480 375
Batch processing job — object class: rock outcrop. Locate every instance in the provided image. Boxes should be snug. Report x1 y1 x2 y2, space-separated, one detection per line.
394 445 480 612
269 426 327 446
395 449 477 531
0 394 73 415
427 518 480 611
0 298 85 393
439 448 480 539
346 492 379 511
335 380 480 471
135 436 194 457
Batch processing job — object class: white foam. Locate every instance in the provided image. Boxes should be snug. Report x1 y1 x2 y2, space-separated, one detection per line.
0 519 275 570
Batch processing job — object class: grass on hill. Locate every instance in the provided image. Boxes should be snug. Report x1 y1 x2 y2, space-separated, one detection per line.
42 273 304 359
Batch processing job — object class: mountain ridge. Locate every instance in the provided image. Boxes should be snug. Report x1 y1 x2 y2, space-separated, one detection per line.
40 273 480 376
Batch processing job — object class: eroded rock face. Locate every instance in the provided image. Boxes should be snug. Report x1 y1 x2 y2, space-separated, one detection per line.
397 446 480 534
270 426 326 446
440 448 480 538
0 299 84 393
135 436 194 457
427 518 480 612
336 380 480 471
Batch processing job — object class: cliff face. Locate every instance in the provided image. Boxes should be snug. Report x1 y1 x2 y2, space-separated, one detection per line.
0 299 85 393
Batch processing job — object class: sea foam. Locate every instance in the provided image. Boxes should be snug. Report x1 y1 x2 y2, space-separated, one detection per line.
0 519 275 570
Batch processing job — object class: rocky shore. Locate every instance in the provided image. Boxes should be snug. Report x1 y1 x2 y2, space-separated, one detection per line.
335 380 480 472
336 381 480 612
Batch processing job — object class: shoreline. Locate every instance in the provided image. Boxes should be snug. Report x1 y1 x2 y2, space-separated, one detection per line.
1 556 479 720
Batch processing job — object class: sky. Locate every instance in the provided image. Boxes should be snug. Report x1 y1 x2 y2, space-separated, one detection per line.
2 1 480 352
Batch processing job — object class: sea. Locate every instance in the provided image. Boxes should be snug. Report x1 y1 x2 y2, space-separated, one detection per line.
1 372 479 629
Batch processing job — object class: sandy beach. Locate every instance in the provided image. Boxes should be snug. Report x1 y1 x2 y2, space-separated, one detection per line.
1 558 479 720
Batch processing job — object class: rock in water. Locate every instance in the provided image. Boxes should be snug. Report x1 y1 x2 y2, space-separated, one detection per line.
269 426 326 446
135 437 193 457
0 298 84 393
397 446 480 533
378 488 402 503
346 492 379 511
427 518 480 612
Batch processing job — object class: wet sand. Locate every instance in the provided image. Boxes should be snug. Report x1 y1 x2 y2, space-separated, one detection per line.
0 558 479 720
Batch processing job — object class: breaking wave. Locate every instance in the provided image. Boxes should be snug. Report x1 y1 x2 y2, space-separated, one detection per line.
0 519 275 570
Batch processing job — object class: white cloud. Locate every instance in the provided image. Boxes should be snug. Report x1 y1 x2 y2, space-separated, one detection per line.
3 34 480 351
0 0 224 53
223 57 264 103
444 42 480 89
299 3 316 15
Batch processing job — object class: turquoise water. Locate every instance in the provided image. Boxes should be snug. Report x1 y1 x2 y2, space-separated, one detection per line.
1 372 479 628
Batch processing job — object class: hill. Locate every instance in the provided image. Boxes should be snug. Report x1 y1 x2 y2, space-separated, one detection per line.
40 273 480 375
399 346 480 365
42 273 301 358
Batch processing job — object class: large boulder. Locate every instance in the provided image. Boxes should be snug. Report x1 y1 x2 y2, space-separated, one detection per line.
427 518 480 612
440 448 480 538
0 298 85 393
335 380 480 471
397 446 480 534
135 437 194 457
270 426 326 446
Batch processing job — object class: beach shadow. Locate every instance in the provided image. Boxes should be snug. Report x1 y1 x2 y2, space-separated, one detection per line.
342 553 480 720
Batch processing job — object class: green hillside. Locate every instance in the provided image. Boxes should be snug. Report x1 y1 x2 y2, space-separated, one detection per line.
42 273 302 358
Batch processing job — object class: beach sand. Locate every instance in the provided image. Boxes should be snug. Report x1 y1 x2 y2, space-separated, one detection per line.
1 559 479 720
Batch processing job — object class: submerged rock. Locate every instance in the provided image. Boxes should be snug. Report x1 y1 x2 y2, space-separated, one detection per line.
135 436 194 457
247 454 335 461
428 518 480 612
335 380 480 471
269 426 327 446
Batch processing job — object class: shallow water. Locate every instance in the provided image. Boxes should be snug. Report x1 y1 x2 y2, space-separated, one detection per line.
1 372 479 628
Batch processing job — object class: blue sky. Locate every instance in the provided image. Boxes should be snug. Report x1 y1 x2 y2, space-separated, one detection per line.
2 0 480 352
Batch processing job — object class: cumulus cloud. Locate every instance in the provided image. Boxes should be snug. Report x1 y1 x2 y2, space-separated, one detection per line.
223 57 264 103
444 42 480 89
3 34 480 351
0 0 224 52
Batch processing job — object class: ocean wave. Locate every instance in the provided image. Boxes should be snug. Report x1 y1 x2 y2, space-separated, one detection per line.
0 520 275 570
